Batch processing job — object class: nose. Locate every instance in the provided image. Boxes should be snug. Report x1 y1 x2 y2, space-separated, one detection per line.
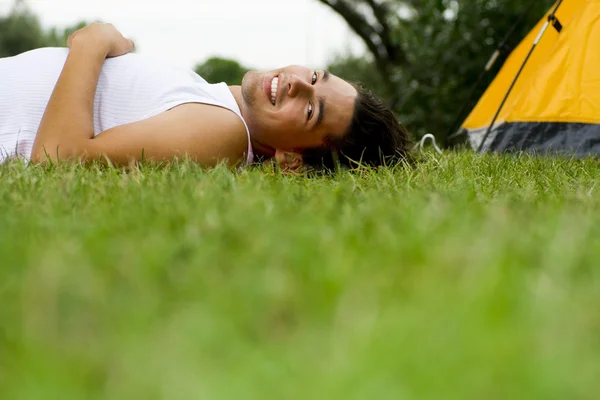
287 74 313 98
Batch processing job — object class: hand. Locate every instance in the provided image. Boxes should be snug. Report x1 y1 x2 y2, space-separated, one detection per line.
67 22 135 58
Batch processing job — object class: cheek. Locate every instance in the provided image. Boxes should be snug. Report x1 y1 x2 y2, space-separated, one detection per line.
247 110 279 140
265 108 290 129
251 107 309 147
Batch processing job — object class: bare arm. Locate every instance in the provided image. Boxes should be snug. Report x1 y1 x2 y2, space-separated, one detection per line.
30 23 248 166
31 42 104 162
84 103 248 167
31 23 133 162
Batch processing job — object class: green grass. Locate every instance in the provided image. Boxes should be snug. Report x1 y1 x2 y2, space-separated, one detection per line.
1 151 599 399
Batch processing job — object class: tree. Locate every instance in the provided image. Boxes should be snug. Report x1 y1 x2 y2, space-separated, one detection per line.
327 54 387 96
194 57 250 85
0 9 48 57
321 0 554 142
0 5 89 57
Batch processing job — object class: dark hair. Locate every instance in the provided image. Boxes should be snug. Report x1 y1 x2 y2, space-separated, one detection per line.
302 83 413 170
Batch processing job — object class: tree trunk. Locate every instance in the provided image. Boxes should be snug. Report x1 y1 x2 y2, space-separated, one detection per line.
317 0 407 91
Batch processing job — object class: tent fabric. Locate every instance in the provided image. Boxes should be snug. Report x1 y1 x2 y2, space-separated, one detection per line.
462 0 600 155
486 122 600 156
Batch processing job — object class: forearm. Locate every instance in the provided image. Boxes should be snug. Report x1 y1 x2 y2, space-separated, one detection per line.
31 41 107 162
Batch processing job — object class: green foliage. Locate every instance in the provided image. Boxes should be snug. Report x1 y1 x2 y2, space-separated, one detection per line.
0 8 89 56
0 10 48 57
326 0 555 142
327 54 387 93
0 153 599 397
46 21 89 48
194 56 250 85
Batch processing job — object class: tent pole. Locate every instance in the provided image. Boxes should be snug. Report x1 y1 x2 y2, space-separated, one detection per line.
477 0 565 152
446 0 541 142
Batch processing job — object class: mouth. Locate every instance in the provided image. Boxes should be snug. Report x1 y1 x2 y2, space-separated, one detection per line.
264 74 279 106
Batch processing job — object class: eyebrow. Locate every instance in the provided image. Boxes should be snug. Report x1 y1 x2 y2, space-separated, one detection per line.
316 97 326 128
315 71 330 128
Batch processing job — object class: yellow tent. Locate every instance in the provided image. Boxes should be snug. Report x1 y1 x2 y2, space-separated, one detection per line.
462 0 600 156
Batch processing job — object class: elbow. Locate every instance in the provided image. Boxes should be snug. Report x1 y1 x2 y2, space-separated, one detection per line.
30 142 64 164
30 140 90 164
30 144 57 164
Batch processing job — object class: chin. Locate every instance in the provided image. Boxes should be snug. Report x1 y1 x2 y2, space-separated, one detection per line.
245 119 271 147
241 70 258 89
241 71 258 108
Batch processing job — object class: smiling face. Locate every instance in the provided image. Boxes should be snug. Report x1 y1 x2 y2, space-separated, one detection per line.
240 66 357 153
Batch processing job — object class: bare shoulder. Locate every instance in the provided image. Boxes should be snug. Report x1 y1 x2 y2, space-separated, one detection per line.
159 102 249 156
87 102 249 166
168 102 246 129
164 102 249 156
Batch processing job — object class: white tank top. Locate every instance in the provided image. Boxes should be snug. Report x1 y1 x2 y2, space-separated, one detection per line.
0 48 254 164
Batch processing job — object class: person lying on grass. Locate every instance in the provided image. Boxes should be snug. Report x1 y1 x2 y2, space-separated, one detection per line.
0 23 412 170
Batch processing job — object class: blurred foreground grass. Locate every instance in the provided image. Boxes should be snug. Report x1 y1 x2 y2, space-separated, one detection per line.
0 151 599 399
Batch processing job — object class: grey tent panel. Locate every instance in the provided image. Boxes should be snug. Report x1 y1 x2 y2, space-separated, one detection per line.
490 122 600 157
466 122 600 157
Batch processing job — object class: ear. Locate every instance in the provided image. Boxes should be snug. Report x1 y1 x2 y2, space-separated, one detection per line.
274 149 304 170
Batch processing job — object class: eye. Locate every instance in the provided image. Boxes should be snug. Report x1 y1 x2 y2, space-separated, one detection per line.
307 102 314 121
311 71 318 85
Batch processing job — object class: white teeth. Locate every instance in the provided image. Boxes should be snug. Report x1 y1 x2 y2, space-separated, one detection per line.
270 77 279 105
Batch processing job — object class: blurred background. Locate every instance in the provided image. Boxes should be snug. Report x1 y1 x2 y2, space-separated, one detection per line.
0 0 553 143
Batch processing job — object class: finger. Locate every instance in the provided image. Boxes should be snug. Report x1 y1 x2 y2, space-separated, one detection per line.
106 43 134 58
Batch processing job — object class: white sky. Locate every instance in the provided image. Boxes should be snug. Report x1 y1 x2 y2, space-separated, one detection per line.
0 0 365 70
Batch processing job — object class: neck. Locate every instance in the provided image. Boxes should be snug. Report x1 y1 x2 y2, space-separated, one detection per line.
228 85 276 159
